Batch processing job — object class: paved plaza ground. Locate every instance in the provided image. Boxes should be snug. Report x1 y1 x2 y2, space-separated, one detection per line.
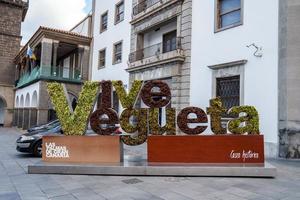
0 128 299 200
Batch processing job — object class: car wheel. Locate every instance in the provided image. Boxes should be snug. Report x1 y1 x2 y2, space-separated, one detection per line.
33 140 42 157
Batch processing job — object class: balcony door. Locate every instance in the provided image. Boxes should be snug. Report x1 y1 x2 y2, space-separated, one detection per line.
63 57 70 78
163 30 177 53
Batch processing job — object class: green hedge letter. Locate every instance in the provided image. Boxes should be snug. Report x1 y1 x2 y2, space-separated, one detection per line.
228 106 260 135
207 98 227 135
47 82 99 136
120 108 148 146
112 80 143 109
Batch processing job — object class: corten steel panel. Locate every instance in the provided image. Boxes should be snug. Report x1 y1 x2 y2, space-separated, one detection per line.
42 136 122 163
148 135 265 164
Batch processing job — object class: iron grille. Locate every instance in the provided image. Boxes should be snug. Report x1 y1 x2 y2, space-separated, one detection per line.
132 0 161 16
216 75 240 110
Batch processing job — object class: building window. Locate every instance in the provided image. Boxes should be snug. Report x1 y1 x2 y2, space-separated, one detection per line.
100 11 108 33
115 1 124 24
163 30 177 53
113 41 123 64
98 49 106 68
216 0 242 31
216 75 240 110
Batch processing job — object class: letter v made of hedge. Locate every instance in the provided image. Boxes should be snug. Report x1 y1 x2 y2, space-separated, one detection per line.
47 82 99 136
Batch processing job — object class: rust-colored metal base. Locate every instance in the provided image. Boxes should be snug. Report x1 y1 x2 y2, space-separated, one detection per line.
42 136 122 163
148 135 265 164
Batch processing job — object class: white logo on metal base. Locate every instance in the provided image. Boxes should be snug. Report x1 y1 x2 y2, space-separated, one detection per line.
230 150 259 162
45 143 70 158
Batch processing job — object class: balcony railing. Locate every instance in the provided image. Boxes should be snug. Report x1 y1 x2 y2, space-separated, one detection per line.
133 0 162 16
16 66 81 88
129 37 182 63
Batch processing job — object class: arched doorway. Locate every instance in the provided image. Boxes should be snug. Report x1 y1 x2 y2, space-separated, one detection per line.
0 97 7 127
16 96 19 108
20 95 24 108
25 93 30 107
30 91 38 127
31 91 38 107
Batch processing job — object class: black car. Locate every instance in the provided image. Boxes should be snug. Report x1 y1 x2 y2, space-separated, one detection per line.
16 123 62 157
27 119 59 132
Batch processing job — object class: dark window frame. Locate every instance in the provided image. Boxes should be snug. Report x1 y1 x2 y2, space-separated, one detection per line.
115 1 125 25
215 0 243 33
113 41 123 65
98 48 106 69
162 30 177 53
100 11 108 33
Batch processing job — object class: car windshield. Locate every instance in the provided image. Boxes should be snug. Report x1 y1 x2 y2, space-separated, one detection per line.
46 121 60 130
46 120 59 127
51 125 61 133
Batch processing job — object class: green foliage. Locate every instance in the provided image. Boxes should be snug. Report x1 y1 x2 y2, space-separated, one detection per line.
90 108 119 135
47 82 99 136
206 98 227 135
120 108 148 146
228 106 260 135
112 80 143 109
141 80 171 108
149 108 160 135
149 108 176 135
177 107 208 135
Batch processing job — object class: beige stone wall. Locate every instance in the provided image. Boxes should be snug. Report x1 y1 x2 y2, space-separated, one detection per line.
0 1 24 86
0 0 27 127
0 84 14 127
129 0 193 112
278 0 300 158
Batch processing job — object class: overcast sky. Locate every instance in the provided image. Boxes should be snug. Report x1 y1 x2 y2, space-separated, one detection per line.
21 0 92 45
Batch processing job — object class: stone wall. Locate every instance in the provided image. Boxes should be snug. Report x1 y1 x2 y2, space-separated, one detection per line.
278 0 300 159
129 0 193 113
0 0 26 126
0 0 24 85
176 0 192 111
0 84 14 126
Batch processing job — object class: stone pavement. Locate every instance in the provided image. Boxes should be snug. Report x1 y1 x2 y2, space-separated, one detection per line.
0 128 299 200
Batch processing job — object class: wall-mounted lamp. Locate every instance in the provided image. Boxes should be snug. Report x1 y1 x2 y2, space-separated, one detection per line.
246 43 263 58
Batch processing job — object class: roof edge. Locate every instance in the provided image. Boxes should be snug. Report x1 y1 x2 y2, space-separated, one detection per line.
15 26 92 62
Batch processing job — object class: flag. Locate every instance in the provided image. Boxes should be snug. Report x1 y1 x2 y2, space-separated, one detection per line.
26 45 33 57
27 45 36 60
31 54 37 61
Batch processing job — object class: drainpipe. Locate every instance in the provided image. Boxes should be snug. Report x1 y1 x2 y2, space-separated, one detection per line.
88 0 96 81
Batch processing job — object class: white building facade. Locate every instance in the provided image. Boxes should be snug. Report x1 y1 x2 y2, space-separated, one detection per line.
88 0 300 159
91 0 131 89
90 0 132 113
190 0 279 157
